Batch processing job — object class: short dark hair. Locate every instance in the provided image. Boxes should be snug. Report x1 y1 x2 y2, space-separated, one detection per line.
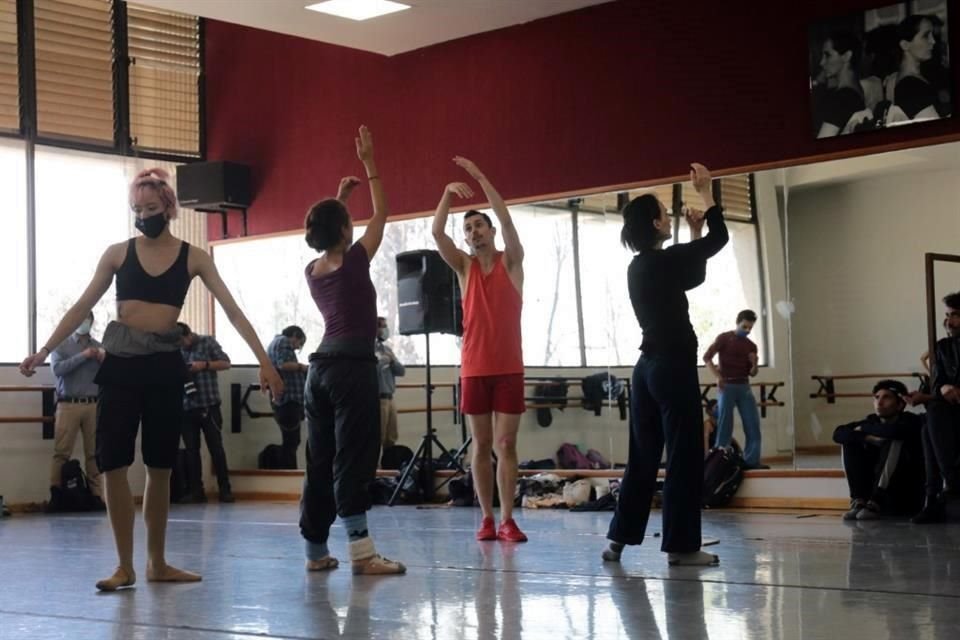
177 322 191 336
305 198 350 251
620 194 663 253
899 14 932 47
826 31 861 69
281 325 306 341
944 291 960 311
873 379 908 399
736 309 758 324
464 210 493 228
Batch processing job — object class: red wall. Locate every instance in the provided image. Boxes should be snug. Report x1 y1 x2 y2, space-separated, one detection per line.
205 0 960 237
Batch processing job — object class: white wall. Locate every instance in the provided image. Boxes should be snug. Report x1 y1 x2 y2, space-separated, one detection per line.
787 168 960 448
0 365 147 506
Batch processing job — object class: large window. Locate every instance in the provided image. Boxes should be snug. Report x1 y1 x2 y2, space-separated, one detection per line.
34 147 128 341
212 218 462 366
578 210 642 367
34 0 116 144
212 178 767 367
678 219 766 363
34 148 208 346
0 0 18 133
0 139 28 361
127 3 201 156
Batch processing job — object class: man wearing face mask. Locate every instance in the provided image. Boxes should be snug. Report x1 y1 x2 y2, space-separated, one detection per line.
833 379 924 521
178 322 234 503
49 311 105 511
268 326 309 469
704 309 766 469
375 316 405 451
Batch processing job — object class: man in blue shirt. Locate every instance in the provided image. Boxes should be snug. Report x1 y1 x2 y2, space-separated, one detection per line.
267 326 308 469
178 322 233 503
49 311 105 510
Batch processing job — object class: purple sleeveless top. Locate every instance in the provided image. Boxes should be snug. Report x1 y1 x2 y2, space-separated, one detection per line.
305 243 378 342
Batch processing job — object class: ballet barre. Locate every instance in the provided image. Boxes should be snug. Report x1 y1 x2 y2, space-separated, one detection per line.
810 373 929 403
229 382 461 433
0 385 57 439
699 381 785 418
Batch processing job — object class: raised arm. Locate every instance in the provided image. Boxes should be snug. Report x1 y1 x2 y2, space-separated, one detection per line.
454 157 524 268
354 126 389 260
670 163 728 264
194 249 284 398
432 182 473 276
20 244 119 376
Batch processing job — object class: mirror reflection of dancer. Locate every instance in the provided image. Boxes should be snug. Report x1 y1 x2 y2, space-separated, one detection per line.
20 168 283 591
299 126 405 575
432 157 527 543
603 164 728 567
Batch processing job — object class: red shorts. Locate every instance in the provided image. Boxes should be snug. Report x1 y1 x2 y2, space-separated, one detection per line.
460 374 526 415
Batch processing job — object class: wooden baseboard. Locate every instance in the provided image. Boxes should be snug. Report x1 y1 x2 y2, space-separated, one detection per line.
231 491 302 502
795 445 841 455
727 496 848 510
214 493 852 511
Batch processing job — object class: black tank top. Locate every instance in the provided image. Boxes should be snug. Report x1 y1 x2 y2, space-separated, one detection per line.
115 238 192 308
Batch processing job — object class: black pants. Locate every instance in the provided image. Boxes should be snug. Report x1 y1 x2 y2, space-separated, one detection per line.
608 355 703 553
299 355 380 545
181 404 231 495
272 402 303 469
95 351 186 472
922 400 960 495
841 439 924 513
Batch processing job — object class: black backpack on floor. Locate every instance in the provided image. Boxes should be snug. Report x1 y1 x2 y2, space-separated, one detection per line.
258 444 285 470
703 447 745 508
59 459 94 511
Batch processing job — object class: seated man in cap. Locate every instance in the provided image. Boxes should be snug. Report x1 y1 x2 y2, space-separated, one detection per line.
833 379 925 520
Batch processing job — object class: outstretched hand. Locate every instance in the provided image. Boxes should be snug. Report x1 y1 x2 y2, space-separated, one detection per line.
453 156 485 181
260 366 285 402
19 352 46 377
683 206 705 233
445 182 475 199
337 176 362 201
690 163 712 195
355 125 374 163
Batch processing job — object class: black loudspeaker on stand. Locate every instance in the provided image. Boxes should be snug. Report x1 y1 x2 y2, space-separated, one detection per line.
389 250 464 506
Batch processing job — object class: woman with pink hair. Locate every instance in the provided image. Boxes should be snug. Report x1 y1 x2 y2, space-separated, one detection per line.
20 167 283 591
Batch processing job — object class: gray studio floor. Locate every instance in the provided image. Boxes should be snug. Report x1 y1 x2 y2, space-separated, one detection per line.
1 502 959 639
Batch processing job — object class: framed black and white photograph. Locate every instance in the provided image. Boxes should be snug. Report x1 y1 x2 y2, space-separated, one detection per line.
809 1 952 139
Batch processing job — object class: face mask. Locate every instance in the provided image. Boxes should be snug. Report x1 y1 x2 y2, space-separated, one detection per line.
135 211 168 238
377 328 389 341
76 319 92 336
735 329 750 338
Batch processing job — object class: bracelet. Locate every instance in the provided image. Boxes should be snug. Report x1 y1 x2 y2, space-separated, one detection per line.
205 361 210 370
40 346 51 355
367 175 379 181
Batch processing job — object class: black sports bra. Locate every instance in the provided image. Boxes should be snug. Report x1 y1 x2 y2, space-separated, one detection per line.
115 239 192 308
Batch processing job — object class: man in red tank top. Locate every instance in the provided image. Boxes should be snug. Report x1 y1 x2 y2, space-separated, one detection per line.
432 157 528 543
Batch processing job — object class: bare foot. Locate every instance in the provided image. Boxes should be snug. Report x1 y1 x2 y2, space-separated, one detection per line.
306 556 340 572
146 563 202 583
96 566 136 592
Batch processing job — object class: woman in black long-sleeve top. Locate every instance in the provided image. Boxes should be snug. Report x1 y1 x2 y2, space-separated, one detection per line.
603 163 728 566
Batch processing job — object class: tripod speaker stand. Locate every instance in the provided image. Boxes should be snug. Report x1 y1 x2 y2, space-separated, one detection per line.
389 250 465 506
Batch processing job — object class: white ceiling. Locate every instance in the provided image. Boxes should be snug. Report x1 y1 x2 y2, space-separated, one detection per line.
128 0 612 56
785 141 960 190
